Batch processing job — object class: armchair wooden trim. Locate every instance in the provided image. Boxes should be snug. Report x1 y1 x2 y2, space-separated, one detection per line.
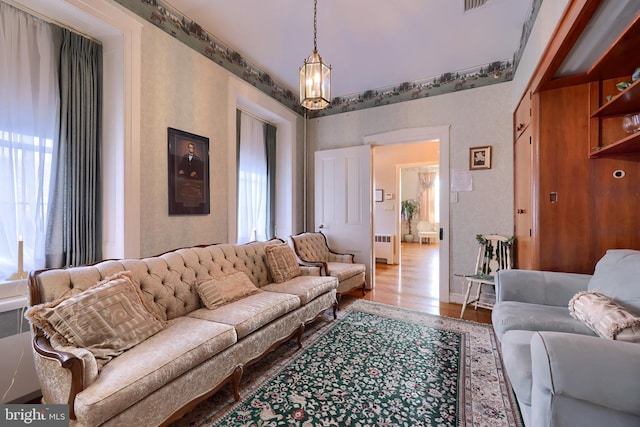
29 269 83 419
290 231 355 264
290 232 366 306
32 328 83 420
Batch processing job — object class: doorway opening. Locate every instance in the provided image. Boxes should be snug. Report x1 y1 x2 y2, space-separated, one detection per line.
372 139 441 301
398 163 440 300
365 125 450 302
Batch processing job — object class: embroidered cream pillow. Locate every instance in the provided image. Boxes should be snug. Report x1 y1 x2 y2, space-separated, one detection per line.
265 243 302 283
25 271 167 365
569 290 640 343
195 271 262 310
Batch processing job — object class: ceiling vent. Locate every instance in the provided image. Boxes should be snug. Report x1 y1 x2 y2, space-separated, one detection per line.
464 0 489 11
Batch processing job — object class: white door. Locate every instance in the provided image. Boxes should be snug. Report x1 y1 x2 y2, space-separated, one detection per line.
315 145 372 287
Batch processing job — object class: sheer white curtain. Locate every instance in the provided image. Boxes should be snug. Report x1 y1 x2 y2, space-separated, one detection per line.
237 113 267 243
0 3 58 279
418 171 439 225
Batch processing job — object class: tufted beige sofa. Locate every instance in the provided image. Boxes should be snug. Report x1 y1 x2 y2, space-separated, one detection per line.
27 239 338 427
290 232 366 303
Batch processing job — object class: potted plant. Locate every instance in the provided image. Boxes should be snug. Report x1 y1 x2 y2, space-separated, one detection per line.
401 199 419 242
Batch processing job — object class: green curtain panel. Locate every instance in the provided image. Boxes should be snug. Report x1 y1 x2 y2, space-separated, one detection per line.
47 29 102 268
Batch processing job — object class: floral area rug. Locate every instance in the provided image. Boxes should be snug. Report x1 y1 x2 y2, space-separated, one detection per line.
171 300 522 427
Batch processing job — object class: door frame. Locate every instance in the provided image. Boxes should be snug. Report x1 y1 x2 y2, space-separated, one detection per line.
364 125 451 302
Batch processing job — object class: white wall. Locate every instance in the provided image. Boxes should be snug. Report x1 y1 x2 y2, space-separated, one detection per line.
373 142 438 241
511 0 571 108
307 82 514 300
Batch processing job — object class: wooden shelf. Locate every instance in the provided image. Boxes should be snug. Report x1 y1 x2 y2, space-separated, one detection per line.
588 14 640 81
589 13 640 157
590 131 640 158
593 79 640 117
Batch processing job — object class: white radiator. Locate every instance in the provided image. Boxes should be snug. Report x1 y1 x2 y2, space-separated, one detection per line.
374 234 395 264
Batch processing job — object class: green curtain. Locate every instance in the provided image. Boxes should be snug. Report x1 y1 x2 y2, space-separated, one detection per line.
265 123 276 239
47 29 102 268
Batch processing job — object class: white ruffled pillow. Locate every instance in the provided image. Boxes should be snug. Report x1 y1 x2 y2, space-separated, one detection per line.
569 291 640 343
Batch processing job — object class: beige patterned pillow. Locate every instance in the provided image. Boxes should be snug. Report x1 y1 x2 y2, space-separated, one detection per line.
25 271 167 365
195 271 262 309
265 243 302 283
569 290 640 343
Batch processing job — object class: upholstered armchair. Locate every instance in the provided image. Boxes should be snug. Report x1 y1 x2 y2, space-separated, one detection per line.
290 232 366 303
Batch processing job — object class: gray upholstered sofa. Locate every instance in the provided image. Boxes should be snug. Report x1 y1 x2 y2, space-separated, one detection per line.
26 239 338 427
290 231 366 303
492 249 640 427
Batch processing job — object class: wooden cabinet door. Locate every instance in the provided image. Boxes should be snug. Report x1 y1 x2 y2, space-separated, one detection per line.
514 127 534 269
538 85 593 273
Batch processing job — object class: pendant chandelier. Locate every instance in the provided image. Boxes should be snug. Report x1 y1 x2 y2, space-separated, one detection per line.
299 0 331 110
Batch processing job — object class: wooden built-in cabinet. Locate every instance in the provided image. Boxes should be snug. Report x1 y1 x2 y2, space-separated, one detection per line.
514 0 640 274
514 89 532 140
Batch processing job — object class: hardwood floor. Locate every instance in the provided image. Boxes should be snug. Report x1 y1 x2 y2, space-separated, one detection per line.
342 242 493 324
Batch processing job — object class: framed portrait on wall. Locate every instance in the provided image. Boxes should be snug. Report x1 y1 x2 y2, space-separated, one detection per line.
469 146 492 170
168 127 210 215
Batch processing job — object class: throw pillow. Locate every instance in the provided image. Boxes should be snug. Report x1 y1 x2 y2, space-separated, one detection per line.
265 243 302 283
195 271 262 309
569 290 640 343
25 271 167 365
588 249 640 315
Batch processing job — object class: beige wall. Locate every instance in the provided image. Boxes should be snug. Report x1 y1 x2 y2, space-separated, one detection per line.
137 24 304 256
307 82 514 297
138 28 229 255
134 0 568 270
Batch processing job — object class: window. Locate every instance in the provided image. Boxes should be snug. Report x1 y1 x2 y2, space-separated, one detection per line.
0 132 54 277
418 169 439 226
0 3 58 279
236 111 276 243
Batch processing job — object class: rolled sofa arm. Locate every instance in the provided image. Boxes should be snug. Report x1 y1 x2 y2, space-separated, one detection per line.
531 332 640 425
32 329 91 420
495 270 591 307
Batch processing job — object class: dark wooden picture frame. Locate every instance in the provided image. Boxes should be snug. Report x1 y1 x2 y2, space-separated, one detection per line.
168 127 210 215
469 146 492 170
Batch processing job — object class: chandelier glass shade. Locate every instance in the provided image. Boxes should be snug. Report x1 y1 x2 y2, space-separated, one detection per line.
299 0 331 110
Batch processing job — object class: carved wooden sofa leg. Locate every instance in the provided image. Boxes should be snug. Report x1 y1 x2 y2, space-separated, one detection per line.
232 365 243 401
296 323 304 348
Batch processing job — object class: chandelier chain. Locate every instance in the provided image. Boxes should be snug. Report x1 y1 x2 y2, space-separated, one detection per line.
313 0 318 52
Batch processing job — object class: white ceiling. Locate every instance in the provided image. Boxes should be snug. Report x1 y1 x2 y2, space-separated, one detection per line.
166 0 534 99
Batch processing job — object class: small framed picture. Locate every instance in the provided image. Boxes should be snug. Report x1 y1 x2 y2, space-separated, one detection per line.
374 189 383 202
168 127 210 215
469 146 492 170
